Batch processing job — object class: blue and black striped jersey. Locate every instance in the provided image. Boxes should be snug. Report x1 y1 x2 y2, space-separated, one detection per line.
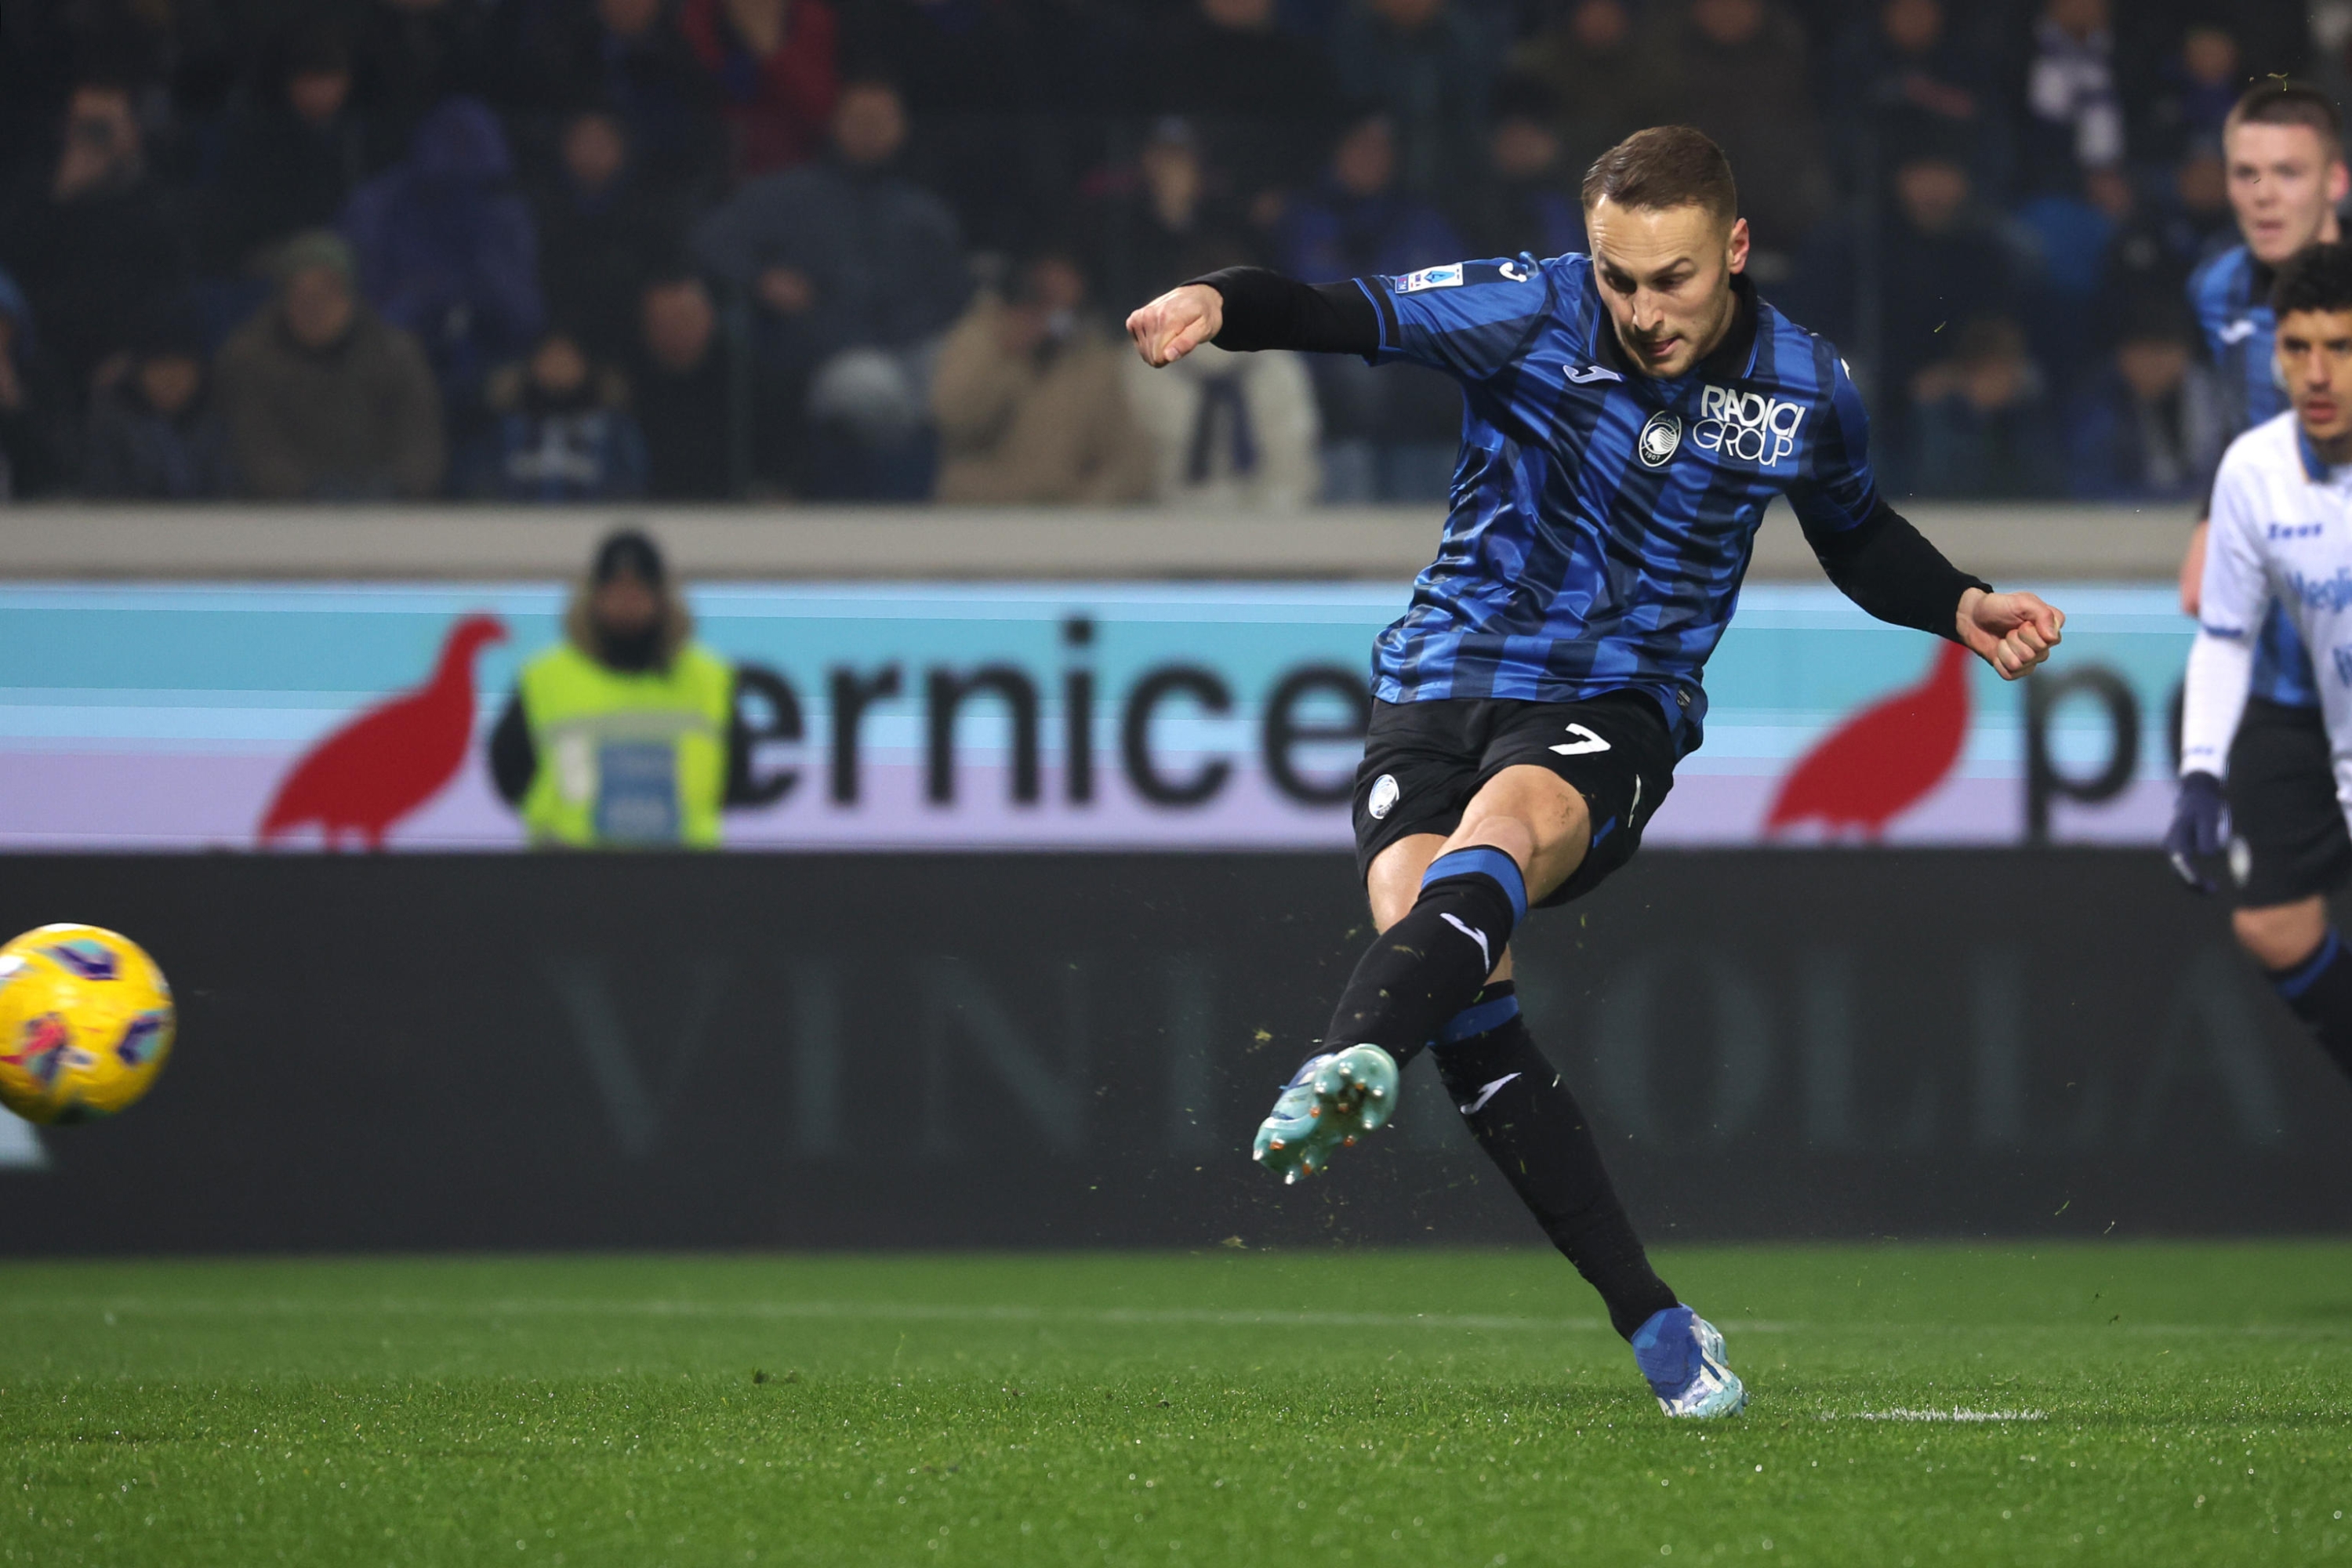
2189 242 2317 709
1353 254 1876 753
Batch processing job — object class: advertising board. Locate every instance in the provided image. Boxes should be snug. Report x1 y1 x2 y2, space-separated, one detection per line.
0 850 2339 1249
0 583 2186 850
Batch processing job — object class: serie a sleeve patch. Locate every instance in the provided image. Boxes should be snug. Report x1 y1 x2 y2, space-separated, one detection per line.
1394 264 1465 294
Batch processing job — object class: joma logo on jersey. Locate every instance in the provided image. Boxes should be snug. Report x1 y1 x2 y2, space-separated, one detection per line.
2270 521 2324 539
1693 384 1806 467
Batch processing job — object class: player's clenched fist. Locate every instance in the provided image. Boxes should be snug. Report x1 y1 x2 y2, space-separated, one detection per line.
1956 587 2065 681
1127 284 1224 368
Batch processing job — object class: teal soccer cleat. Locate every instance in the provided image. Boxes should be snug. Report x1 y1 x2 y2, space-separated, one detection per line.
1250 1044 1399 1183
1632 1305 1748 1418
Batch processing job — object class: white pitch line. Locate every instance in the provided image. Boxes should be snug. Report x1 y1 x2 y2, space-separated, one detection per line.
1845 1409 2048 1423
3 1297 1617 1335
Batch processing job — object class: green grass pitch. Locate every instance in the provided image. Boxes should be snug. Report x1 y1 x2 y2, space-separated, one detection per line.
3 1243 2349 1566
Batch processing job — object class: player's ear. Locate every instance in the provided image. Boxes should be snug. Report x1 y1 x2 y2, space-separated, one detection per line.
2330 158 2350 207
1724 216 1750 276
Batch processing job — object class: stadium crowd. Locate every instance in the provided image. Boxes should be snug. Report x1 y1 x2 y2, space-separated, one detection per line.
0 0 2321 505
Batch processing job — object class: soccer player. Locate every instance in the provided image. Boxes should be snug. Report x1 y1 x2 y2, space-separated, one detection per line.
2170 85 2352 1046
2176 242 2352 1087
1127 127 2063 1418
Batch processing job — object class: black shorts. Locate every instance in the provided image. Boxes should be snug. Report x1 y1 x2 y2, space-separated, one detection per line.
1351 690 1679 909
2225 697 2352 909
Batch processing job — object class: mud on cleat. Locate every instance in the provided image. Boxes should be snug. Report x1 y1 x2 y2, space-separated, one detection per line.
1632 1305 1748 1418
1250 1044 1399 1184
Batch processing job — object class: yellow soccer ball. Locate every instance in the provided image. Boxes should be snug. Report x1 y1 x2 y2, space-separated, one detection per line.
0 924 175 1125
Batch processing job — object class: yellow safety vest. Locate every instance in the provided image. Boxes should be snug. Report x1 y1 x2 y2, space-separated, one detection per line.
517 642 732 848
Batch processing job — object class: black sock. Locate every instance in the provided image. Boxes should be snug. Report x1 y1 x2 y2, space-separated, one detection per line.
2270 928 2352 1082
1431 982 1679 1340
1322 847 1525 1068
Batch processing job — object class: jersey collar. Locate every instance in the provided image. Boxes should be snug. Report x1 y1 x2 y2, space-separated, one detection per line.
1592 274 1759 385
2299 425 2334 482
1693 275 1761 382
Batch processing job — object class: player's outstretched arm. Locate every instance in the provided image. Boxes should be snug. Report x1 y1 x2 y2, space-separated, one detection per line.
1955 588 2064 681
1800 497 2060 675
1127 268 1381 368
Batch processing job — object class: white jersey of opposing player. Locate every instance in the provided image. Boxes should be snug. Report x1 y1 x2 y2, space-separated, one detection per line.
2182 409 2352 818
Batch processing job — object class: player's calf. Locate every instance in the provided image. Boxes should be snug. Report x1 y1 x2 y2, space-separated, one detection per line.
1319 847 1528 1070
1429 983 1679 1338
2259 924 2352 1083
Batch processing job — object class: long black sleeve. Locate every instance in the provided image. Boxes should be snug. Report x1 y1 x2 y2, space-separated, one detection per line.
1189 267 1380 356
1801 495 1991 642
487 690 535 806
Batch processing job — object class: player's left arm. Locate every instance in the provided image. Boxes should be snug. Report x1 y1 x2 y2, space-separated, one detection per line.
1797 499 2062 679
1789 349 2060 679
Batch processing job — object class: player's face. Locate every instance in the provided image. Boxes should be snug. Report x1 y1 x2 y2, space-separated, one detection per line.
2278 307 2352 451
2226 122 2349 265
1584 199 1748 379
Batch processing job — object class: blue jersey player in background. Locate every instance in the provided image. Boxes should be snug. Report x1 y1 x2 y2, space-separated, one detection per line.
2169 83 2352 1085
1128 126 2063 1419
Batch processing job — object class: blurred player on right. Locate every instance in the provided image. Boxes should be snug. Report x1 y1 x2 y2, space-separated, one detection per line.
2174 243 2352 1083
2170 85 2352 1048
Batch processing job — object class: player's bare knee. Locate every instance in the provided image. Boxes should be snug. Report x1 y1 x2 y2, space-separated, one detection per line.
2232 899 2329 971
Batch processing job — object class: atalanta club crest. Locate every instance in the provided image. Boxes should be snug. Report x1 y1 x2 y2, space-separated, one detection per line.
1638 411 1682 467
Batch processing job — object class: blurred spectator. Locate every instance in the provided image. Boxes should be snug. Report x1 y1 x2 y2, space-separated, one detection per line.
463 328 649 501
343 96 545 411
628 271 739 499
530 107 687 361
1278 115 1461 283
2020 0 2123 190
2095 152 2231 345
0 270 70 499
489 528 753 848
1150 0 1342 208
1907 315 2060 498
1278 114 1463 500
351 0 499 170
1330 0 1494 201
1454 76 1583 261
214 231 446 500
206 23 369 274
931 250 1152 504
1085 118 1252 313
2064 299 2223 501
679 0 839 179
0 80 189 397
82 310 234 499
2009 160 2132 398
1824 0 2006 200
1123 335 1321 509
2134 24 2245 165
1792 143 2013 409
689 78 967 496
508 0 726 195
1510 0 1669 172
1662 0 1832 255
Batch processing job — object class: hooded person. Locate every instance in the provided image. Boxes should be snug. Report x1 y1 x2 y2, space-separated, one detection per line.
488 528 760 848
341 96 546 408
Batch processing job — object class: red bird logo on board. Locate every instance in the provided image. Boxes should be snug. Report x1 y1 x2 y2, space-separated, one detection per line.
257 615 508 850
1764 640 1972 840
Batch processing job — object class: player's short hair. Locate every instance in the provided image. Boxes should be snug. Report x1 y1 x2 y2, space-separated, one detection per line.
2271 242 2352 318
2225 81 2344 160
1581 126 1737 223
